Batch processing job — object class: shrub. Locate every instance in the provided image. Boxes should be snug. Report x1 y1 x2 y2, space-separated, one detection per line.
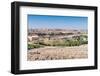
28 44 44 49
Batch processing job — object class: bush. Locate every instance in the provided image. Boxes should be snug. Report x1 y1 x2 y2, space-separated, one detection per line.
64 39 80 46
28 44 44 49
80 41 88 45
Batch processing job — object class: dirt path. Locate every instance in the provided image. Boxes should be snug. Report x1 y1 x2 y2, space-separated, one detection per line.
27 44 88 61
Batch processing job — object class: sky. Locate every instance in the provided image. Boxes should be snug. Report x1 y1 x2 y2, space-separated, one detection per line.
28 15 88 30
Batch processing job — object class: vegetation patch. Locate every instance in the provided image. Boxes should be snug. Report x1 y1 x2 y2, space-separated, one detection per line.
28 35 88 49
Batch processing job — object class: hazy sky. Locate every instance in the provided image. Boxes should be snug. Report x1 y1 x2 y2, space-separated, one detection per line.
28 15 88 30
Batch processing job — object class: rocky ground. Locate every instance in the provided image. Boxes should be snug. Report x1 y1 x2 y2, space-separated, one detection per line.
27 44 88 61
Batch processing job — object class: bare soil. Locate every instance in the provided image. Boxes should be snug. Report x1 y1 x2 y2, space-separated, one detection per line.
27 44 88 61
